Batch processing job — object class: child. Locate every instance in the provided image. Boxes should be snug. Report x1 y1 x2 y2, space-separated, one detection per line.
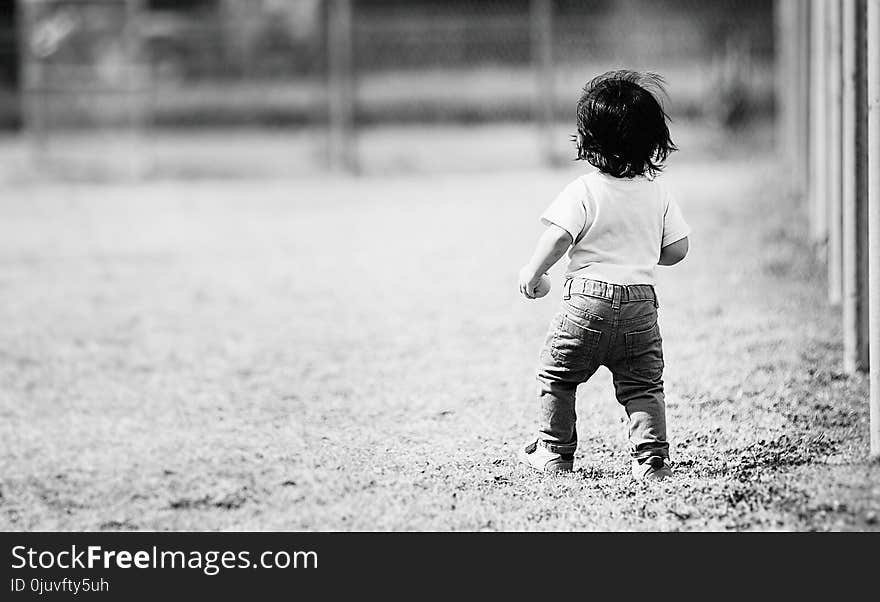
517 70 690 480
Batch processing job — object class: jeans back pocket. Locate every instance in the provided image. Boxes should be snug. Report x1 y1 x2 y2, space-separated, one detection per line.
625 321 664 379
550 314 602 368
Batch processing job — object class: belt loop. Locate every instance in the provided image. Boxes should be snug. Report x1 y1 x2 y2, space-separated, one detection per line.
611 285 621 310
563 278 572 300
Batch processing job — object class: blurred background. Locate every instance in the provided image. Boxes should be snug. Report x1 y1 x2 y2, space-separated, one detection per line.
12 1 880 532
0 0 775 179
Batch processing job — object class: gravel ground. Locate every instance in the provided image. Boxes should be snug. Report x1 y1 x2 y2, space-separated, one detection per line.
0 131 878 531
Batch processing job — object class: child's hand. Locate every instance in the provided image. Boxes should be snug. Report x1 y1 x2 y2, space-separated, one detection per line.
518 266 543 299
519 223 570 299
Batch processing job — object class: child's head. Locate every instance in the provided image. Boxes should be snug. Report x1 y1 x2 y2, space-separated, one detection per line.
574 70 677 179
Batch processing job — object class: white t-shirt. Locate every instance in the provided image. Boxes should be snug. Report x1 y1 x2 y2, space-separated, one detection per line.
540 171 690 286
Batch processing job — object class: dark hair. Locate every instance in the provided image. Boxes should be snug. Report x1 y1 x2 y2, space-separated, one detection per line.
573 70 677 179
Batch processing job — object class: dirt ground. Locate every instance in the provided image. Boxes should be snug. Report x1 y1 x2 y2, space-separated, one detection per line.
0 125 878 531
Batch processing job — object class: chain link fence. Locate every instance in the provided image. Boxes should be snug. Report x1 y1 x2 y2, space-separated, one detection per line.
9 0 776 177
15 0 147 177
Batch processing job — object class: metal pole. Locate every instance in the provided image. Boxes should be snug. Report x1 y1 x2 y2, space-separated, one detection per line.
866 0 880 457
810 0 828 247
827 0 843 306
531 0 554 166
327 0 356 173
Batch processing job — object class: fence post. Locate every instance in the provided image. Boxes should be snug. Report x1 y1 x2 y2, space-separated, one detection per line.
531 0 555 166
124 0 148 180
775 0 810 196
857 0 870 371
775 0 793 184
795 1 811 193
827 0 844 306
855 0 871 371
842 0 870 373
842 0 855 370
867 0 880 457
17 0 48 153
327 0 356 173
810 0 828 248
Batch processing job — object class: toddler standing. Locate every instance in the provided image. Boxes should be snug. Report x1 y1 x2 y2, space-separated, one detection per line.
517 70 690 480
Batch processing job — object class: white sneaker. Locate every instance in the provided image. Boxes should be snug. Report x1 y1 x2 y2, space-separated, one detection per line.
518 441 574 473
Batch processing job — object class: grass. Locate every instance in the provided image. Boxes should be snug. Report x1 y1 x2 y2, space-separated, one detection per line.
0 126 878 531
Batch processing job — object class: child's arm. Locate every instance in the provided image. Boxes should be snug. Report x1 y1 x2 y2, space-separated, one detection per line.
658 236 688 265
518 224 572 298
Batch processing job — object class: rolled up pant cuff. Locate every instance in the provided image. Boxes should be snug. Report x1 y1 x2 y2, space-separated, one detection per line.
539 439 577 454
631 445 669 460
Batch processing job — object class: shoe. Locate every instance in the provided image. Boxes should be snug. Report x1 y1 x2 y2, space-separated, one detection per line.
518 440 574 473
631 456 672 481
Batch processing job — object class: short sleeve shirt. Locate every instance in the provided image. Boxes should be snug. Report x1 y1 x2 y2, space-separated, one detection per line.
540 171 690 285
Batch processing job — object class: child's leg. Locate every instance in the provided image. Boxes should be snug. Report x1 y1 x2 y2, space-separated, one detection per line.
534 312 601 454
611 371 668 460
607 314 669 460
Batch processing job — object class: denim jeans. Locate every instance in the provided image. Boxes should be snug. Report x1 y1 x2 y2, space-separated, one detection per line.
535 278 669 460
